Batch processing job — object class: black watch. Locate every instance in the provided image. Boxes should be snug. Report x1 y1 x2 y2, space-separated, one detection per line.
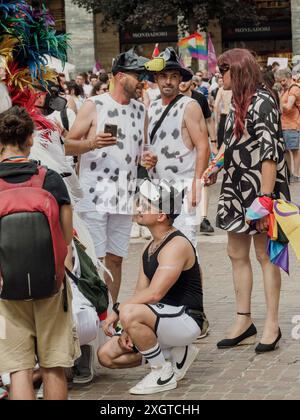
112 302 120 316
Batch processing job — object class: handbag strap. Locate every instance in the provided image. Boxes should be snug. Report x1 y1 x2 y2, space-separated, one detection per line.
60 108 69 132
150 94 183 144
65 267 79 286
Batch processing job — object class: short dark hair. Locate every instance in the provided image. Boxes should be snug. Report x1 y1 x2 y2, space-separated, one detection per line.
99 73 109 83
90 82 109 97
272 62 280 69
0 106 34 150
262 70 275 90
78 73 88 83
67 81 84 97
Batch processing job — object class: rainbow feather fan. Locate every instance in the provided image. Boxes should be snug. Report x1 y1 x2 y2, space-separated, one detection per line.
0 1 68 134
6 61 34 90
0 35 18 65
9 85 54 133
0 0 70 85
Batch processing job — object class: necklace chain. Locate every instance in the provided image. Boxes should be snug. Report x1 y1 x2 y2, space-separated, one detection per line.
148 228 175 261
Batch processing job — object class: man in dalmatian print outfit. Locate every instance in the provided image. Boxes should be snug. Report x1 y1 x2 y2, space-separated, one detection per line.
67 50 156 303
147 48 210 247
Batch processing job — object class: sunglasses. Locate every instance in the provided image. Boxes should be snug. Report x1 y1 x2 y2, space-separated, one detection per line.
219 64 230 76
126 72 149 82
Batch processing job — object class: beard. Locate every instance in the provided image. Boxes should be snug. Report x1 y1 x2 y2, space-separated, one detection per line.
162 86 178 97
179 84 191 94
124 80 140 100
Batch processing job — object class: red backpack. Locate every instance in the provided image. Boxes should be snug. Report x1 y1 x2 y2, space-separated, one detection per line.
0 166 67 300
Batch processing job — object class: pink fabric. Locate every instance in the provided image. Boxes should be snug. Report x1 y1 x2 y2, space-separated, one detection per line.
208 34 218 76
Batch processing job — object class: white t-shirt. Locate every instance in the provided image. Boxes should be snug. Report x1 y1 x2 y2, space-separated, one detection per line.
83 84 93 97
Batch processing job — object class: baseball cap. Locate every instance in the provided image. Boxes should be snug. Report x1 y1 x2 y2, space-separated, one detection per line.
138 179 185 221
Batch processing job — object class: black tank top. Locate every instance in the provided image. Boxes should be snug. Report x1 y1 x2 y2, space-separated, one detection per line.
143 231 203 310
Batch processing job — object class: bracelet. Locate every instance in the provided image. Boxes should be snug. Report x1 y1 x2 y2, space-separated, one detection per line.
210 140 217 144
112 302 120 316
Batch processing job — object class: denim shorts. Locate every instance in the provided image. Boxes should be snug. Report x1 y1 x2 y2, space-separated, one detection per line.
283 130 300 151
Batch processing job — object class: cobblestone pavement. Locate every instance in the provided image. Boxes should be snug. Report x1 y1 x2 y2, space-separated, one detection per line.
70 183 300 401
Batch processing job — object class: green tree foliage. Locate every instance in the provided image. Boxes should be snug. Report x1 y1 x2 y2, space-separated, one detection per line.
72 0 259 32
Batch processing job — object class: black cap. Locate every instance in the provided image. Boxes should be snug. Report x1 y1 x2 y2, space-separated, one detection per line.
112 48 149 76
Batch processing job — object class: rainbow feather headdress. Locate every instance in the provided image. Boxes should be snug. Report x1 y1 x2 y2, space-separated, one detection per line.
0 0 69 130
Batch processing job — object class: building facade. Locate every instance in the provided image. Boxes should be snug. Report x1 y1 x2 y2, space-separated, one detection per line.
222 0 292 67
45 0 296 73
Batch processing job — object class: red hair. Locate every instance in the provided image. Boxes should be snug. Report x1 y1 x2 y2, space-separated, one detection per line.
218 49 262 139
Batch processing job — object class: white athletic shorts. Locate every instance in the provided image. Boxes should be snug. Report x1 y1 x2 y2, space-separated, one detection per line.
147 303 201 349
78 211 133 259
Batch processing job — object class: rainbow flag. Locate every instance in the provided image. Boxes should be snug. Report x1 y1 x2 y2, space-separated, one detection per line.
178 33 207 60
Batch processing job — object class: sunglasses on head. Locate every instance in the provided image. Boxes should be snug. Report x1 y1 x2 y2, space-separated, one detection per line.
219 64 230 76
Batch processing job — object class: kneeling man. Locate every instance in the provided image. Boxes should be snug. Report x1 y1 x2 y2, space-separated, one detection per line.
99 180 205 395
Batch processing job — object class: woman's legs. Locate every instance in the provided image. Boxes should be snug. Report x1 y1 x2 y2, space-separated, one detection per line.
292 149 300 177
253 234 281 344
285 151 293 177
226 232 254 338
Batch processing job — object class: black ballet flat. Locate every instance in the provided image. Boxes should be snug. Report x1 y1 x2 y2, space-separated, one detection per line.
217 324 257 349
255 329 282 354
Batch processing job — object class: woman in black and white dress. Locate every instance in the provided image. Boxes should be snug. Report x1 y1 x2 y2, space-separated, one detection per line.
205 49 290 353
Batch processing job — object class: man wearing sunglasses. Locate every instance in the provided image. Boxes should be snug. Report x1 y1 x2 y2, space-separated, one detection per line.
66 49 156 304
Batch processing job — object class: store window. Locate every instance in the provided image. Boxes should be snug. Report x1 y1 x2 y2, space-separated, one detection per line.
222 0 292 66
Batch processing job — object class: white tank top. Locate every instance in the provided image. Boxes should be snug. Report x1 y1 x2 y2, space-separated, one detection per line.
76 93 146 214
148 96 196 184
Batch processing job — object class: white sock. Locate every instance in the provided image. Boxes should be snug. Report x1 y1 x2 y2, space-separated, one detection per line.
139 343 166 368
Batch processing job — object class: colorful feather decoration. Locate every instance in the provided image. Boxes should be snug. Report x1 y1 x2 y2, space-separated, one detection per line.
0 35 18 65
0 1 69 136
9 85 54 133
0 0 69 85
6 61 34 91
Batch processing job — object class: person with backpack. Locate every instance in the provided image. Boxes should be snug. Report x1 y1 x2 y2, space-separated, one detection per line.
0 106 80 400
276 67 300 182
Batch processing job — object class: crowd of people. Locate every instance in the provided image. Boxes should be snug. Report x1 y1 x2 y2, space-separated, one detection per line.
0 39 298 399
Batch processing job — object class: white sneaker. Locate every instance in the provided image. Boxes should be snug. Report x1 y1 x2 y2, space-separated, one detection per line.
129 361 177 395
171 345 199 382
130 223 141 238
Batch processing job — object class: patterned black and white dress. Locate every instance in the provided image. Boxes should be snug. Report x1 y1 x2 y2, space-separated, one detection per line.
217 89 290 234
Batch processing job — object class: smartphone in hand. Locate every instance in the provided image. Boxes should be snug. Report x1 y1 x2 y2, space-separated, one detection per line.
104 124 118 138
